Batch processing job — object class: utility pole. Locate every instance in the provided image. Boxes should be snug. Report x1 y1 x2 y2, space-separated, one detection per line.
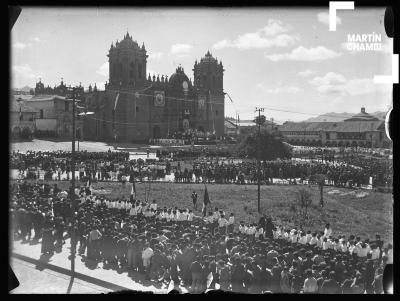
67 87 77 274
255 107 264 214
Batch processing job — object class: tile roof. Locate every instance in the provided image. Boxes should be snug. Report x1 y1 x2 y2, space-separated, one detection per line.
279 120 384 133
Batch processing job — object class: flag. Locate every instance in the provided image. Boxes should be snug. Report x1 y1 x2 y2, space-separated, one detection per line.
226 92 234 103
203 184 210 206
131 181 136 197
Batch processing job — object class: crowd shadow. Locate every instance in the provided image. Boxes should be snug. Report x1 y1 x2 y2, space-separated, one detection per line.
36 252 53 271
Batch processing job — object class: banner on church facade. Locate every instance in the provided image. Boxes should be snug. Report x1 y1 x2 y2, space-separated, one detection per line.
154 91 165 107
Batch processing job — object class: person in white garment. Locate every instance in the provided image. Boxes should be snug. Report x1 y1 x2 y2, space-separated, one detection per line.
324 223 332 238
150 200 157 211
142 243 154 280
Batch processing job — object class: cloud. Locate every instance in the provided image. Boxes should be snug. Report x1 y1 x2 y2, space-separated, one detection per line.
12 64 42 87
297 69 315 77
265 46 341 61
170 44 193 56
31 37 41 42
212 19 298 50
13 42 32 50
309 72 391 96
257 83 301 94
96 62 108 77
148 52 164 59
317 12 341 26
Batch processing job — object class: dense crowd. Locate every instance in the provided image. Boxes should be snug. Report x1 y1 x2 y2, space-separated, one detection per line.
11 149 392 189
11 181 392 294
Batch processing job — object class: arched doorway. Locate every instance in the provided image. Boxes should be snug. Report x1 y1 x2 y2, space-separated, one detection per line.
153 126 161 139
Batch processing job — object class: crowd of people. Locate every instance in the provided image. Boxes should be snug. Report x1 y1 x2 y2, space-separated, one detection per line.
10 148 392 190
11 181 392 294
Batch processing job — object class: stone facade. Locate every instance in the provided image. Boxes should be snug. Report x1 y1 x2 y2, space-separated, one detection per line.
82 33 225 143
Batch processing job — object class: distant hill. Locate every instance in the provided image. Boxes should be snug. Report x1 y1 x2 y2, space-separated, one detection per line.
303 111 386 122
14 86 33 92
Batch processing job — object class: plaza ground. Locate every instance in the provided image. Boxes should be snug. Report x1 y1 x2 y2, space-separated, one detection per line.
10 257 112 294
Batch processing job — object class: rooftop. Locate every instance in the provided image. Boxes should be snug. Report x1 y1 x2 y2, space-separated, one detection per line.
279 120 384 133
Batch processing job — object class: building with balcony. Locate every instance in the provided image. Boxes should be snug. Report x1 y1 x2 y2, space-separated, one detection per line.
279 107 390 148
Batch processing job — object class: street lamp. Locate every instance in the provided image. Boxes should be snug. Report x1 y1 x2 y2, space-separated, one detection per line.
77 111 94 151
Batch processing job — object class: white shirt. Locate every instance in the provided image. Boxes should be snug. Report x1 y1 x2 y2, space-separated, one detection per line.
299 236 307 245
324 228 332 238
322 240 331 250
371 248 380 260
179 212 187 221
310 236 318 246
187 213 194 221
142 247 154 267
358 245 371 258
218 218 228 227
255 228 264 239
306 234 312 244
150 203 157 211
129 207 136 216
246 226 256 235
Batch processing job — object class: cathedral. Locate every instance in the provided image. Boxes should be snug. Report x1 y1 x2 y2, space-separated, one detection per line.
83 32 225 143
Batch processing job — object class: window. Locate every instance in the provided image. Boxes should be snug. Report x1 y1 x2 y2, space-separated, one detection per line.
65 101 69 112
40 109 44 119
216 110 218 116
326 133 330 140
19 114 23 121
136 106 139 112
138 64 142 79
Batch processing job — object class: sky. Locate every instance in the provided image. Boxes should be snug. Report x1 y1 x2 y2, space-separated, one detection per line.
11 7 393 123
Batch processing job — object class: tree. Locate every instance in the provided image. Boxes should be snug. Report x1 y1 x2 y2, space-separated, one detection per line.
236 128 292 161
292 188 313 227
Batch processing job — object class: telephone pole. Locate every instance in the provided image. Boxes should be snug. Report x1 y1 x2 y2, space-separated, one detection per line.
255 107 265 214
66 86 77 274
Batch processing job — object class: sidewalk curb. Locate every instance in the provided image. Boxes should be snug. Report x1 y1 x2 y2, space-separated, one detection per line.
12 252 136 293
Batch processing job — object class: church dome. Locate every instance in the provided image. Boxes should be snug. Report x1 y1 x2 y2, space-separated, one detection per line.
344 107 379 121
169 66 191 89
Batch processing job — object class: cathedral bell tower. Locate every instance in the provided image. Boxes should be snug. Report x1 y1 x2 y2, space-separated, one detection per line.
107 31 148 89
193 51 225 137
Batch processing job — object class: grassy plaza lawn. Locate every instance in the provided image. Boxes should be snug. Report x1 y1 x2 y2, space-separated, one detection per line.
18 179 393 244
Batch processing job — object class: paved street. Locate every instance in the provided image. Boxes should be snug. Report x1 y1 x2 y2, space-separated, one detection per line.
10 257 112 294
11 139 158 161
11 235 188 294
